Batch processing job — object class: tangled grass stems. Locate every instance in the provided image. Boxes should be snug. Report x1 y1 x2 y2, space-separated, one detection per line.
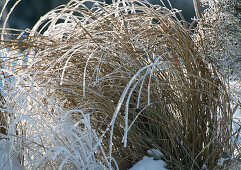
0 93 8 137
0 0 240 169
0 71 114 169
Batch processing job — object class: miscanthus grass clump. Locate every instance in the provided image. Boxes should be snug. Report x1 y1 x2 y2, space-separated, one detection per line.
0 0 240 169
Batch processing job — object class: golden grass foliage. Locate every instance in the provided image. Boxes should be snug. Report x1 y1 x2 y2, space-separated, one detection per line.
0 0 240 169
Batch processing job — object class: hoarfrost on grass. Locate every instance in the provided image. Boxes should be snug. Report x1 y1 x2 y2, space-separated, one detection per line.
0 0 241 169
0 140 24 170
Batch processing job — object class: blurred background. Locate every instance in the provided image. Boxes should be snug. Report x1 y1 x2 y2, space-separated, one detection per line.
1 0 195 30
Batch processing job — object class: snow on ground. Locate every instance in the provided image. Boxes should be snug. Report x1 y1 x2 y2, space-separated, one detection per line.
0 140 24 170
129 149 168 170
129 156 168 170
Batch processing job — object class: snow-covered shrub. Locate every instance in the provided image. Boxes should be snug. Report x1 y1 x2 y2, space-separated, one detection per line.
194 0 241 103
0 71 113 169
0 0 240 169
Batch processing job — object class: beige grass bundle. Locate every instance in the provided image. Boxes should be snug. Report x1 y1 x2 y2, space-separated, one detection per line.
0 0 239 169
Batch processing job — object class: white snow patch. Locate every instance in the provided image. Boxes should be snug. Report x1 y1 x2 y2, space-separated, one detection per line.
129 156 168 170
